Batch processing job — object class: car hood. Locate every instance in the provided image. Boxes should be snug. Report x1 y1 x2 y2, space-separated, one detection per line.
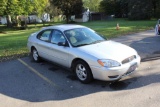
78 40 137 62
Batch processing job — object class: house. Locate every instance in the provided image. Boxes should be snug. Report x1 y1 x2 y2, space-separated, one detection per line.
0 16 7 24
27 13 50 23
71 9 90 22
0 13 50 24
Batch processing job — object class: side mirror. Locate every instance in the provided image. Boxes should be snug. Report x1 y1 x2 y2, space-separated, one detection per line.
57 41 69 47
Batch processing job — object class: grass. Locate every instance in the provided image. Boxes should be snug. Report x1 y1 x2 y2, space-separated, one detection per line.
0 28 37 61
0 19 157 61
80 19 156 38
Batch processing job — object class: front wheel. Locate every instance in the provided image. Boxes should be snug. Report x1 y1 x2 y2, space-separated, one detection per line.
32 48 40 62
74 60 93 84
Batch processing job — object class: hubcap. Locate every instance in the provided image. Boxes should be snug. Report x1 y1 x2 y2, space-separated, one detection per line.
33 50 38 61
76 64 87 81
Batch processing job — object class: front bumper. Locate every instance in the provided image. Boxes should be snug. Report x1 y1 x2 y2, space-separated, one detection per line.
90 55 141 81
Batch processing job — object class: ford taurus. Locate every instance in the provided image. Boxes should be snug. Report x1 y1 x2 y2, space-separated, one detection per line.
27 24 141 83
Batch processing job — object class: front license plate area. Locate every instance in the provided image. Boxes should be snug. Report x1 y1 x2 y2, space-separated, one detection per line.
126 63 137 75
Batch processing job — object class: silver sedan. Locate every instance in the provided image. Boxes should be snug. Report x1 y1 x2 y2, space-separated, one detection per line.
27 24 141 83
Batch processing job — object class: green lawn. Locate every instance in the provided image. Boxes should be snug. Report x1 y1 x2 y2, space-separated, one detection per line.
0 19 157 61
80 19 156 38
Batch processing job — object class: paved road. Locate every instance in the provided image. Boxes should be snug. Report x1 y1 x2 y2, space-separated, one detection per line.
0 30 160 107
112 30 160 58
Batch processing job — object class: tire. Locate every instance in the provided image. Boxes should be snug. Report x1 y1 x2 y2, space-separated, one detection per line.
74 60 93 84
32 48 40 62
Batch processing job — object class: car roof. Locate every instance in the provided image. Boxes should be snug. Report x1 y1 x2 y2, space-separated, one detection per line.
42 24 86 32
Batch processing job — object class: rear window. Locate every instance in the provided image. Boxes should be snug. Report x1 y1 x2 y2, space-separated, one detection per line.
37 30 52 42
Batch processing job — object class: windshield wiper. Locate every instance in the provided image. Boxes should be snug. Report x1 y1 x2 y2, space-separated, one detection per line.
74 40 105 47
75 44 90 47
91 40 105 44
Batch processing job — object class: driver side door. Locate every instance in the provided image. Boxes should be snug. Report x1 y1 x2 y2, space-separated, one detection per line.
48 30 70 67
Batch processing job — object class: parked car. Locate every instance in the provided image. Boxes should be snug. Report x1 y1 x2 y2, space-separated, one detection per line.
155 19 160 35
27 24 141 83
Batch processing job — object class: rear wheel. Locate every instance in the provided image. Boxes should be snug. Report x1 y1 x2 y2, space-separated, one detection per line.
74 60 93 84
32 48 40 62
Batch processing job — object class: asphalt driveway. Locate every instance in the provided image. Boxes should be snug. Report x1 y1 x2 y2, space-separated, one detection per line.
112 30 160 59
0 30 160 107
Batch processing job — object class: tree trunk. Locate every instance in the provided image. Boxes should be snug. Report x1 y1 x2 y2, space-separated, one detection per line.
43 21 45 26
20 16 27 29
66 14 69 23
42 19 45 26
6 15 12 27
24 17 27 28
15 16 19 27
152 0 157 18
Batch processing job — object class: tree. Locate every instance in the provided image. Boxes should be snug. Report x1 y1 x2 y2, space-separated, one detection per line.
115 0 128 18
45 3 62 17
151 0 160 18
15 0 34 27
31 0 49 26
17 0 34 15
128 0 152 20
99 0 128 17
0 0 19 27
99 0 116 15
0 0 7 15
0 0 33 27
0 0 48 27
50 0 83 23
99 0 160 19
83 0 102 12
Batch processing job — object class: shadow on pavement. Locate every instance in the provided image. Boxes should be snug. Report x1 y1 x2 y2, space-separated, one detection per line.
0 57 160 102
141 55 160 62
129 36 160 58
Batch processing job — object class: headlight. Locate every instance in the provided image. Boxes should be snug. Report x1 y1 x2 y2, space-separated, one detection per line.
98 59 121 68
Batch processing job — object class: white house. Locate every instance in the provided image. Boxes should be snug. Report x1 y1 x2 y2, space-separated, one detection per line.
27 15 42 23
0 16 7 24
0 13 50 24
27 13 50 23
71 9 90 22
42 13 50 22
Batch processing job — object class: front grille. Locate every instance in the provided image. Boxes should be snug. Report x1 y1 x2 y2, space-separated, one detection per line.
122 55 136 64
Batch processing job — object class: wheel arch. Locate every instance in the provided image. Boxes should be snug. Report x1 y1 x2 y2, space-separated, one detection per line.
71 58 91 72
71 57 94 83
31 46 36 52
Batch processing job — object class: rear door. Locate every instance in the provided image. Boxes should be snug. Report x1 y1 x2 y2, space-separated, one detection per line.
35 29 52 60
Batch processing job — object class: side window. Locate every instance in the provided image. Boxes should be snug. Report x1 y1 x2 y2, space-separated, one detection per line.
51 30 65 44
37 30 52 42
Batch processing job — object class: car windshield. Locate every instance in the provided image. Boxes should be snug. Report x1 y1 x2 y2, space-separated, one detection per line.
64 28 106 47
